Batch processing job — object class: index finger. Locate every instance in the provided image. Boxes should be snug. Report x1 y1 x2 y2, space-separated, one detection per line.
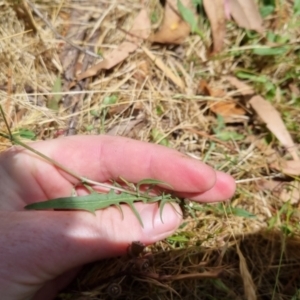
32 135 217 194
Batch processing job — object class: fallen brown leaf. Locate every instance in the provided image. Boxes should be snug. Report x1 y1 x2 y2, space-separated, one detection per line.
249 95 299 161
142 45 186 91
203 0 226 53
150 0 192 44
76 9 151 82
257 179 300 205
271 160 300 176
199 80 246 121
198 79 226 97
225 76 255 96
256 179 283 193
228 0 264 33
210 100 246 118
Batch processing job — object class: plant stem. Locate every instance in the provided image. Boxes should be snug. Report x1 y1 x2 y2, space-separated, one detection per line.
1 132 129 194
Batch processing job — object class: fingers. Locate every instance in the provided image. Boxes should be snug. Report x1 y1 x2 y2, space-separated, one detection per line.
177 171 236 202
24 135 219 195
0 135 236 207
0 203 181 298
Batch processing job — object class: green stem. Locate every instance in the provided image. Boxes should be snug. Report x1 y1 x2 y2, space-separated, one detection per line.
15 138 135 193
0 130 130 194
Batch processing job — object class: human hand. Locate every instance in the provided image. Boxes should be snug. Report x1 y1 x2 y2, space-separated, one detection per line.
0 135 235 300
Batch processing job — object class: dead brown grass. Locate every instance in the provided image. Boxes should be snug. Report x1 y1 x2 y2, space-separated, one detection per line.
64 230 300 300
1 0 300 299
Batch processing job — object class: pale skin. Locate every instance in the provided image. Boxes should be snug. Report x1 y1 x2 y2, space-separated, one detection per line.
0 135 236 300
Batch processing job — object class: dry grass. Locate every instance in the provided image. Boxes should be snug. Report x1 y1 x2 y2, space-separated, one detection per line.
1 0 300 299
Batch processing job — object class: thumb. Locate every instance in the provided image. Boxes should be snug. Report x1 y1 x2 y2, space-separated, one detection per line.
0 203 181 299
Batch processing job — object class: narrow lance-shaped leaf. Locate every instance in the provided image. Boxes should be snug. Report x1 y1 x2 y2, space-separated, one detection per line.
158 194 181 223
25 189 179 227
25 190 147 226
177 0 198 33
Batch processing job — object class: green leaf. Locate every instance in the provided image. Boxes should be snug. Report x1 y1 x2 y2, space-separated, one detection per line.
268 214 278 229
25 190 145 226
266 31 276 43
90 109 99 117
151 128 169 146
214 114 225 132
252 46 288 56
192 0 202 6
266 31 290 45
16 129 36 140
294 0 300 15
158 194 180 223
48 76 62 111
235 71 268 83
103 95 118 106
177 0 198 33
167 235 189 242
260 5 274 18
25 189 179 227
215 131 245 142
230 207 256 219
213 115 245 142
281 224 294 236
85 124 94 131
156 104 164 116
150 11 159 23
275 34 289 44
212 279 230 292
